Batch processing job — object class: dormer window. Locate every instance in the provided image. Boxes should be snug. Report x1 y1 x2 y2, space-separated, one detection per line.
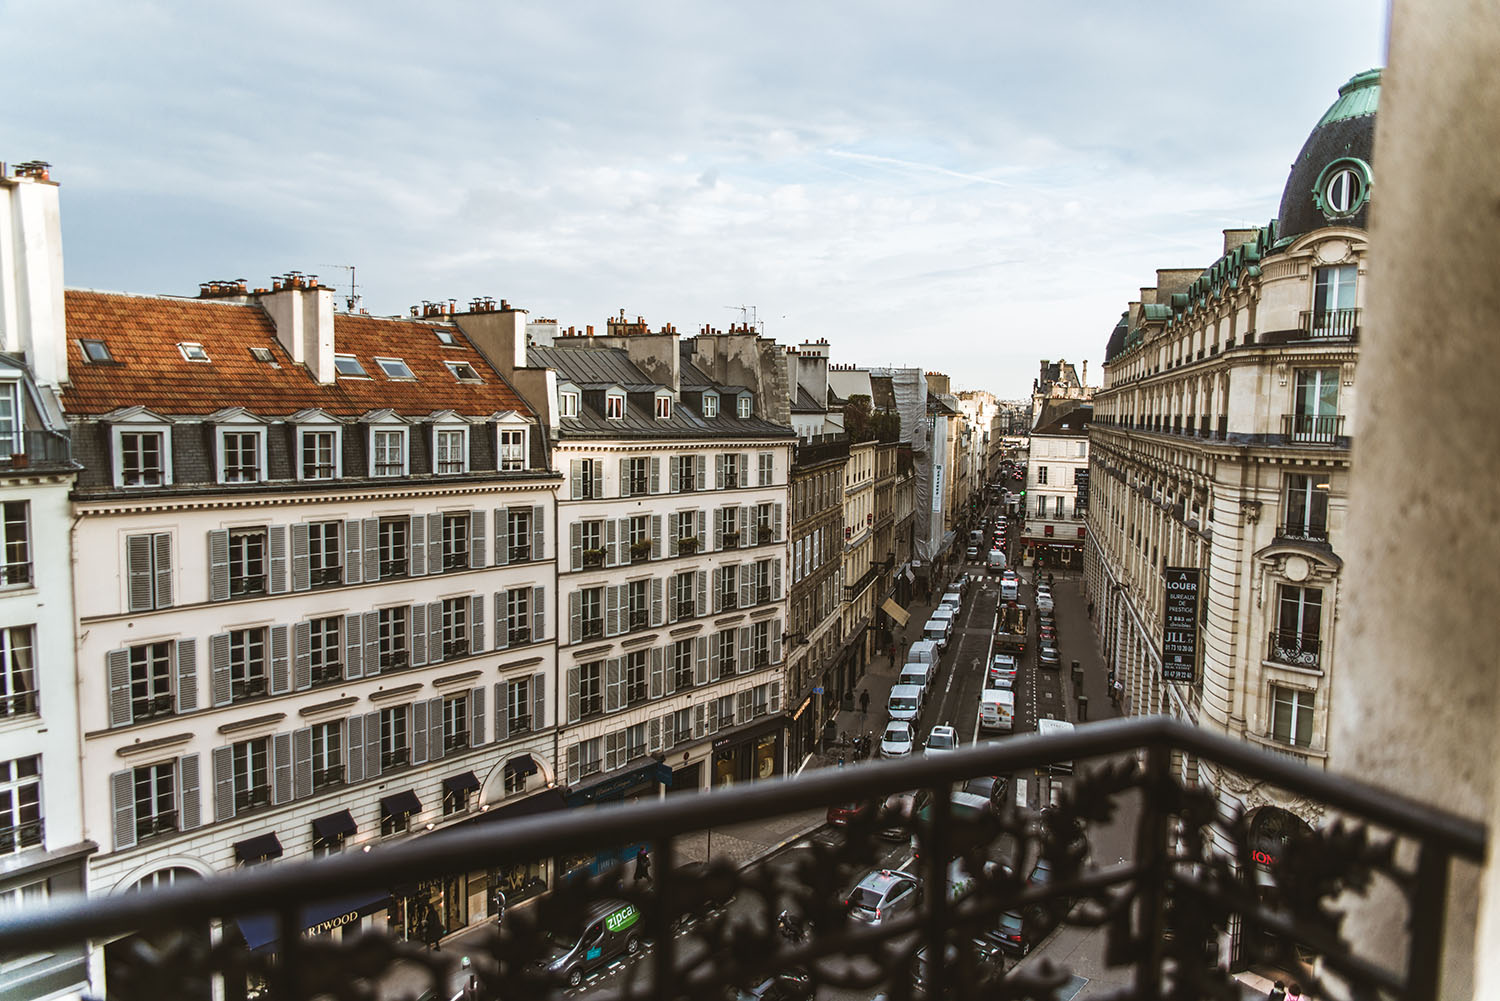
434 426 468 475
178 342 211 363
445 361 482 383
606 393 625 420
111 418 173 489
559 391 579 418
376 358 415 380
499 426 529 471
369 426 409 477
737 395 752 419
334 355 367 378
702 393 719 418
217 427 266 484
79 339 113 363
655 394 672 420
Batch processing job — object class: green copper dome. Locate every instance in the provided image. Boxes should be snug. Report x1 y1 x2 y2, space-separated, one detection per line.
1315 69 1382 128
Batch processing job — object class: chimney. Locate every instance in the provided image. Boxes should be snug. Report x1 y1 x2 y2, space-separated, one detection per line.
1223 228 1260 255
256 273 337 384
450 298 529 374
594 315 679 390
0 163 67 387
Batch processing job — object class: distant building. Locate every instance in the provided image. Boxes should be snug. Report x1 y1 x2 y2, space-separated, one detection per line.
1021 399 1091 569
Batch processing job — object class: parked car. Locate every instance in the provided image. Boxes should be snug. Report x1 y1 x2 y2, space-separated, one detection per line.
877 790 934 840
733 973 812 1001
962 774 1010 809
880 721 915 758
988 653 1018 688
1039 622 1057 643
826 802 862 826
924 725 958 755
966 545 979 561
1036 593 1055 615
846 869 922 926
994 909 1033 955
1039 643 1061 667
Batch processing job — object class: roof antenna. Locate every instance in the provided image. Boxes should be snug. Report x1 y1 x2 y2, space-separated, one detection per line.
723 305 763 333
319 264 361 313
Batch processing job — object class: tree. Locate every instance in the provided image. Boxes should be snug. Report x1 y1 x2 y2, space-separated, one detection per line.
844 394 873 441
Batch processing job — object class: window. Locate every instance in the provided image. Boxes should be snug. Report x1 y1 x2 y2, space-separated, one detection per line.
443 779 473 816
1283 474 1330 540
380 706 409 771
378 606 410 670
672 639 694 691
576 458 602 500
626 722 647 761
655 395 672 419
674 571 696 620
719 507 740 549
1292 368 1340 441
722 453 741 488
300 429 339 479
717 630 737 676
308 617 342 686
674 511 699 553
626 579 649 630
1274 585 1323 667
228 528 267 597
499 428 527 471
578 587 604 640
0 382 17 456
1271 685 1315 747
507 678 532 735
118 430 168 487
230 628 268 700
675 455 697 493
1038 466 1049 485
702 394 718 418
129 641 173 720
737 395 752 419
310 721 342 790
441 597 469 658
232 738 271 812
375 357 415 380
371 429 408 477
507 588 532 646
758 452 773 486
445 360 482 382
578 662 603 719
580 519 604 566
605 393 624 420
442 694 469 752
752 622 770 667
80 338 114 363
132 760 175 842
1313 265 1357 331
626 457 649 496
308 521 342 587
435 428 467 475
0 757 41 854
0 502 28 587
559 391 579 418
670 708 693 744
624 651 647 706
333 355 367 377
441 513 470 572
507 508 532 562
719 566 738 610
576 737 603 779
756 502 775 540
0 627 34 717
378 517 409 578
177 342 210 363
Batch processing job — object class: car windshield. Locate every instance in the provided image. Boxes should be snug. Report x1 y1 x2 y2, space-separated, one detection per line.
891 698 916 710
884 727 907 742
999 912 1024 933
928 732 955 748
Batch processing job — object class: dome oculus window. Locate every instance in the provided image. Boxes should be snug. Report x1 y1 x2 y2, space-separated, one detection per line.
1312 158 1371 220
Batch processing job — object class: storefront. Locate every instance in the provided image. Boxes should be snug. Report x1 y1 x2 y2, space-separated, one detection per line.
558 760 674 880
712 716 785 786
788 689 818 760
1028 527 1085 569
467 786 569 914
1235 806 1316 968
233 887 392 998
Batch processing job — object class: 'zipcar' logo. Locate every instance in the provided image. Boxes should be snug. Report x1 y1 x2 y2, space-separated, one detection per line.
605 906 639 933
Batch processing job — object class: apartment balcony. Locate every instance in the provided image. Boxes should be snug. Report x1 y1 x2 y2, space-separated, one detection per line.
1280 413 1346 445
1267 630 1322 669
1300 307 1361 339
1277 520 1330 544
0 429 72 471
2 719 1477 1001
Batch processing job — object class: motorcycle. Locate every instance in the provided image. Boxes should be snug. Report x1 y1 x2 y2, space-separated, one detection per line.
777 910 807 944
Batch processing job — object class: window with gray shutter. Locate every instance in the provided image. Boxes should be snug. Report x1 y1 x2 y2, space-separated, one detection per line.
110 769 137 851
649 717 661 753
292 623 313 690
428 696 443 761
343 518 362 584
208 529 230 601
619 457 631 498
671 456 682 493
126 534 154 612
570 459 584 501
291 522 311 591
651 577 664 626
363 610 380 675
712 567 723 613
412 700 429 765
604 518 617 568
346 714 366 784
470 509 486 568
493 507 510 566
696 510 706 550
740 567 754 609
650 456 662 493
649 646 664 698
590 461 603 499
696 570 707 617
175 639 198 713
772 560 782 600
708 634 721 681
532 504 545 560
773 502 785 541
651 514 663 560
107 650 133 728
569 591 582 644
746 506 759 546
212 745 235 822
567 667 580 723
179 753 201 830
738 627 752 675
533 672 545 728
707 699 719 734
409 514 427 576
714 454 724 489
210 633 232 706
493 592 509 651
344 613 363 679
695 637 709 685
605 657 622 713
605 585 621 637
532 586 546 639
770 619 783 665
426 513 442 573
362 518 380 584
605 731 622 771
770 680 782 713
152 532 173 608
739 453 751 487
494 681 509 742
567 744 580 785
470 686 486 747
471 594 485 651
364 711 380 779
695 704 706 738
570 522 583 572
411 603 428 666
269 625 291 695
271 732 293 805
695 455 706 490
292 728 313 799
268 525 289 595
662 712 676 750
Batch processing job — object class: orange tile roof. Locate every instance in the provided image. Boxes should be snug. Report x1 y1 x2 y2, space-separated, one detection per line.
61 291 533 420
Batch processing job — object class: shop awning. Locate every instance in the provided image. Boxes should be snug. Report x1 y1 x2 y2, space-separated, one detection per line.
312 809 357 841
442 771 480 795
236 888 392 952
475 787 569 825
880 597 911 626
503 754 540 778
233 832 283 864
566 760 674 806
379 790 422 821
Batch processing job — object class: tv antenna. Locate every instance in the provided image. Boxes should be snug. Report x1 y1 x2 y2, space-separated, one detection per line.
723 305 762 332
320 264 361 312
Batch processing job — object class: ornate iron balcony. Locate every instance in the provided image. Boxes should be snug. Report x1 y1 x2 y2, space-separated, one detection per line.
1268 629 1322 668
0 719 1479 1001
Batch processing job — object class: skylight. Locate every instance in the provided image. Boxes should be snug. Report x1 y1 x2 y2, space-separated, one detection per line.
178 342 211 363
334 354 368 377
79 339 113 363
375 357 415 380
445 360 482 382
249 347 274 362
435 329 460 347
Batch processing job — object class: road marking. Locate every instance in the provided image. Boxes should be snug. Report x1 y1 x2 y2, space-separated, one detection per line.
1015 777 1028 807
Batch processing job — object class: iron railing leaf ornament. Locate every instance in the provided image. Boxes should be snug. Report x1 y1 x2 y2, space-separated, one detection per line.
0 719 1482 1001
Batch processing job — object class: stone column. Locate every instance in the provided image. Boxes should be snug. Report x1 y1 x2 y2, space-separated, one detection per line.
1329 2 1500 995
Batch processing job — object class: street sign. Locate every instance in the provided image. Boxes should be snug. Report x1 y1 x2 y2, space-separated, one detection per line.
1075 469 1090 511
1162 567 1200 683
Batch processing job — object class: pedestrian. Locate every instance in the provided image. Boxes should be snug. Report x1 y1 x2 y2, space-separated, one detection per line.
837 750 846 768
489 885 506 929
1268 981 1286 1001
1285 984 1303 1001
634 846 651 883
423 903 443 952
859 690 870 717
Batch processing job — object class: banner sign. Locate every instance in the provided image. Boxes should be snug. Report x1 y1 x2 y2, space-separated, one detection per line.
1162 567 1200 683
1075 469 1090 510
931 464 945 512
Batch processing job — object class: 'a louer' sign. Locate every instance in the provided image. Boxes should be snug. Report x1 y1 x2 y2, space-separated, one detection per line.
1161 567 1200 683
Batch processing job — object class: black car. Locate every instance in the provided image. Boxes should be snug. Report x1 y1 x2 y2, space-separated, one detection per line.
733 972 812 1001
994 910 1032 955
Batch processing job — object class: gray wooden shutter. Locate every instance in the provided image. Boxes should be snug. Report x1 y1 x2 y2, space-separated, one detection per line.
126 535 154 612
411 603 428 666
210 633 232 706
740 566 754 609
152 532 173 608
651 514 663 560
533 586 546 639
604 518 618 568
178 753 201 830
771 679 782 713
346 714 366 784
709 633 721 681
107 650 132 727
746 506 759 546
175 639 198 712
616 518 630 566
269 625 291 695
714 510 724 551
362 517 380 583
666 576 678 625
268 525 289 595
740 453 751 487
652 577 664 626
619 457 631 498
570 522 583 572
292 728 312 799
715 454 725 489
567 744 581 785
532 505 545 560
293 623 313 690
291 522 311 592
532 672 546 728
412 700 429 765
591 461 603 499
569 590 582 644
271 732 293 805
713 567 723 613
662 711 676 750
471 594 485 651
212 745 235 822
692 455 704 490
567 667 580 723
670 457 682 493
494 682 509 742
773 559 783 600
651 456 662 494
364 611 381 675
570 459 584 500
707 698 720 734
605 585 620 637
493 507 510 566
696 570 708 617
738 627 752 674
605 731 622 771
344 613 363 679
470 686 486 747
605 657 623 713
695 704 707 739
494 592 509 651
470 509 486 568
208 529 230 602
695 636 709 685
773 502 785 542
344 518 363 584
110 769 137 851
664 645 678 695
668 518 679 559
427 513 442 573
649 717 662 754
770 618 783 665
365 711 381 779
697 510 707 550
409 514 427 576
425 602 441 664
650 645 665 699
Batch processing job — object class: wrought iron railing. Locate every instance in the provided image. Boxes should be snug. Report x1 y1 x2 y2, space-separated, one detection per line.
0 719 1481 1001
1268 629 1321 668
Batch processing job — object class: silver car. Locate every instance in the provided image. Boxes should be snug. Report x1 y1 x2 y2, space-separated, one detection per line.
845 869 922 925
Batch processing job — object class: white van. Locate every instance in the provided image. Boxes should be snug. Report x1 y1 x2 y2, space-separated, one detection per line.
931 605 957 626
906 640 940 666
922 617 951 650
978 689 1015 733
940 588 963 613
1000 577 1019 602
899 662 933 691
887 684 924 722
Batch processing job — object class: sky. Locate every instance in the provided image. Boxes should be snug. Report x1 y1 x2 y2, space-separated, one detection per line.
4 1 1388 398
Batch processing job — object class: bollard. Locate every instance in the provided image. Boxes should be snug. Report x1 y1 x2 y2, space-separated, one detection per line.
1077 694 1088 721
1071 664 1083 690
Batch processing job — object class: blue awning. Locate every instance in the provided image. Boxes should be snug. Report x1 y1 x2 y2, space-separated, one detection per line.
236 888 391 952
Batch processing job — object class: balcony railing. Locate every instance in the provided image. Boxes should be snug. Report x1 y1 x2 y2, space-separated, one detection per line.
1281 413 1345 444
1300 307 1361 339
1 719 1480 1001
1267 629 1321 668
0 429 72 468
1277 519 1330 543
